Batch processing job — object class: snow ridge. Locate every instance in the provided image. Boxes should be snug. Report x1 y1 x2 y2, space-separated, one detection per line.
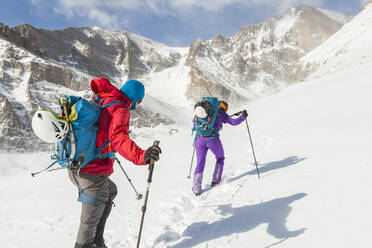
302 2 372 76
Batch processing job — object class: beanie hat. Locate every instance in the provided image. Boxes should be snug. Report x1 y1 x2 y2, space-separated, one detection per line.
120 80 145 110
219 100 228 112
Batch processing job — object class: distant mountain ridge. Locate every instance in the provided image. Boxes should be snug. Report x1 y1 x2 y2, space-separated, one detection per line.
0 5 353 151
185 5 351 104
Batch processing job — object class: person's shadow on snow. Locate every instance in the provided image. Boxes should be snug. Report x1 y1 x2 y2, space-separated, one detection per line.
157 193 306 248
228 156 307 182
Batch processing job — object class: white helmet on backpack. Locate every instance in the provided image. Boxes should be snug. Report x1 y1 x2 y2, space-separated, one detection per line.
195 106 207 118
194 101 209 118
31 110 69 143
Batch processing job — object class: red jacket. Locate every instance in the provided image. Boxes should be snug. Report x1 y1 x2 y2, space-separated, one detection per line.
79 78 147 175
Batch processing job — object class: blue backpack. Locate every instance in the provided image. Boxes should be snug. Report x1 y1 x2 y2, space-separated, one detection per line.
31 95 124 176
192 97 221 138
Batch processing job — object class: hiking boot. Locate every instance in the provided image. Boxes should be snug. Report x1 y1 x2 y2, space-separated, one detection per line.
192 186 202 196
74 242 95 248
94 243 108 248
211 181 219 187
94 238 108 248
75 242 107 248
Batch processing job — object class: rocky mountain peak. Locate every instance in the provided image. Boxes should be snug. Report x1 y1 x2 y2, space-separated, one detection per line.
0 26 183 151
184 5 350 105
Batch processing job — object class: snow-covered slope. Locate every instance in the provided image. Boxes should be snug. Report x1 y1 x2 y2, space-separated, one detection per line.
301 2 372 77
2 25 372 247
139 47 192 109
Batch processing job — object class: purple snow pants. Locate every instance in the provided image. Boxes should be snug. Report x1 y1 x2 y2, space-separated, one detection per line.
193 136 225 194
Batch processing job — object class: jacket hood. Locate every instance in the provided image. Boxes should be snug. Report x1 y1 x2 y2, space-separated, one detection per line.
90 78 132 108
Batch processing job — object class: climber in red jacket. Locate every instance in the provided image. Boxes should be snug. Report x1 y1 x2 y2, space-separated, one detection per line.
69 78 161 248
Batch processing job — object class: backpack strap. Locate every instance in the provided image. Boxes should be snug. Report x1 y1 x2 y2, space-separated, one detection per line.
94 98 126 161
204 136 217 145
100 100 125 109
31 160 60 177
95 139 115 160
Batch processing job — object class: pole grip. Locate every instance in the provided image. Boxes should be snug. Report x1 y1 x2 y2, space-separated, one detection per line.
230 110 243 117
147 140 160 183
152 140 160 147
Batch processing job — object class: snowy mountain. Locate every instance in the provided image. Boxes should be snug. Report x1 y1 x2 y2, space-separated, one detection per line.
0 5 350 151
185 5 350 104
0 29 185 151
299 2 372 78
1 2 372 247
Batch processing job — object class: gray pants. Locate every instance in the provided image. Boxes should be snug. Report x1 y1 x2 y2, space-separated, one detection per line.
68 170 117 246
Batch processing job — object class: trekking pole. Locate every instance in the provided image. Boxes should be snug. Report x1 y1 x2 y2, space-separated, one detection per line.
230 110 243 117
244 118 261 179
115 157 143 200
136 140 160 248
187 144 196 178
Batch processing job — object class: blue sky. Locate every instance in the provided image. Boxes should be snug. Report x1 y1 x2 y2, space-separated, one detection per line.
0 0 366 46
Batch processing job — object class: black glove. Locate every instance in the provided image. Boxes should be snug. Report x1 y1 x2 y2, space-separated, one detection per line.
242 110 248 118
144 145 162 164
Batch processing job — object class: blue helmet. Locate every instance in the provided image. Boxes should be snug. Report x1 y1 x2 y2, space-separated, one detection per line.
120 80 145 110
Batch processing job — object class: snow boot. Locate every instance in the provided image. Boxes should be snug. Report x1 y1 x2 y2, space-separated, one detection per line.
211 181 219 187
94 244 108 248
74 242 95 248
192 187 202 196
75 243 107 248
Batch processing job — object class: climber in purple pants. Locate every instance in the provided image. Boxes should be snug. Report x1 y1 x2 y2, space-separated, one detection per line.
192 101 248 195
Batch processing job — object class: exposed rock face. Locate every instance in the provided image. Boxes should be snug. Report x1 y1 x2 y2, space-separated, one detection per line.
185 5 350 104
0 95 34 151
0 24 181 81
0 30 180 151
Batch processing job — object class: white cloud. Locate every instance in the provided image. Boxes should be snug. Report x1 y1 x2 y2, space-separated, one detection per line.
87 9 120 29
360 0 369 7
164 0 325 13
275 0 324 13
28 0 327 32
30 0 327 20
50 0 125 29
30 0 43 4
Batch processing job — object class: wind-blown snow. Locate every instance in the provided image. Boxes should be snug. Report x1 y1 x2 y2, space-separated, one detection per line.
275 8 300 40
302 3 372 77
140 48 192 110
317 8 351 24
